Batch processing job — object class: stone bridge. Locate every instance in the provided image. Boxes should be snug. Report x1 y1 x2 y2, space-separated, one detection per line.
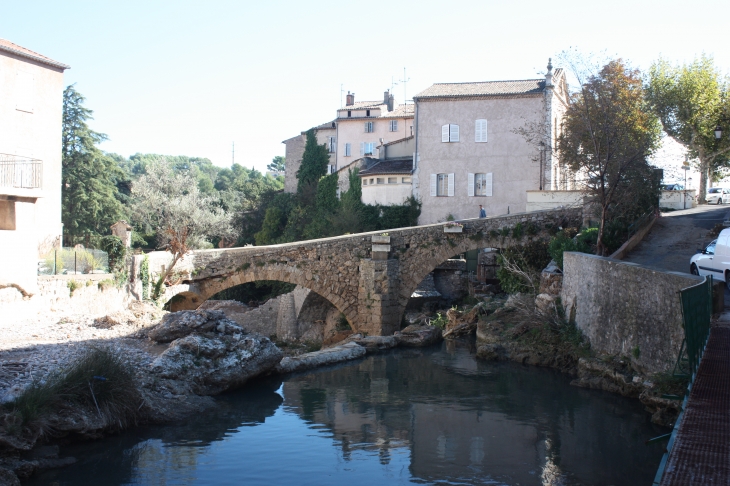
167 208 582 335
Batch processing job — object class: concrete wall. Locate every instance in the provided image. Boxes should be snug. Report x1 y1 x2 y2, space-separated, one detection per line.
414 95 547 224
361 176 412 206
659 190 697 210
561 252 702 374
0 47 66 293
380 136 414 160
526 190 584 211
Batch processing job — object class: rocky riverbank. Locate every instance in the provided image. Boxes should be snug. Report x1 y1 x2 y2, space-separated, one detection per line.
0 306 442 484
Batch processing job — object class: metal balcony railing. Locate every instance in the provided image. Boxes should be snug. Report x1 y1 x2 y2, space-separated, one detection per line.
0 154 42 189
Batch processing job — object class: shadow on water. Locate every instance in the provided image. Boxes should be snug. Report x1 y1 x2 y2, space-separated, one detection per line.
29 339 668 486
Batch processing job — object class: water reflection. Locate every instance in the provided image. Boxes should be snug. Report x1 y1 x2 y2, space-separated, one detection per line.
29 340 666 486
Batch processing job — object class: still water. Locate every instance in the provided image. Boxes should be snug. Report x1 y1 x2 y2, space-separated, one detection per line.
29 340 667 485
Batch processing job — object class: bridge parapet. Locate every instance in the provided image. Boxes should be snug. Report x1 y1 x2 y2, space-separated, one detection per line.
174 207 582 335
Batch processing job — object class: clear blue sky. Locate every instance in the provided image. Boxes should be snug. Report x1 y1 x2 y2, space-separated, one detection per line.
2 0 729 172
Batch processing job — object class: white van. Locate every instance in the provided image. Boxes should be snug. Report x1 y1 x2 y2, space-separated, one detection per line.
690 228 730 285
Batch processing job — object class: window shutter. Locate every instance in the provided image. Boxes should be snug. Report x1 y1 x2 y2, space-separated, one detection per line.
448 173 455 196
467 173 475 196
485 173 493 196
442 125 450 142
475 119 487 142
360 142 365 156
430 174 437 196
450 124 460 142
345 143 351 156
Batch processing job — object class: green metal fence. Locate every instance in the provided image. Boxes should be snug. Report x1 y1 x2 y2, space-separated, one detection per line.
675 276 713 378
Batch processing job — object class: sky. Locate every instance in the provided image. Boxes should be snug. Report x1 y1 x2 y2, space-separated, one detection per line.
2 0 729 180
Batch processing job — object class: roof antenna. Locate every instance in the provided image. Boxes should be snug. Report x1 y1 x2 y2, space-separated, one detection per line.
399 67 410 104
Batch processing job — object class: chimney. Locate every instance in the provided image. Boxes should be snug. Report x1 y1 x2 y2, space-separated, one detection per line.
545 58 554 87
388 94 394 112
384 90 390 106
346 91 355 106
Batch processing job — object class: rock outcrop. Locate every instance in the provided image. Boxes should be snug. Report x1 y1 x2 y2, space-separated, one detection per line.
275 342 366 374
395 324 443 347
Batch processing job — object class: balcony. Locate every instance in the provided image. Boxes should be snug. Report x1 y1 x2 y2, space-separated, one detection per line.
0 154 43 199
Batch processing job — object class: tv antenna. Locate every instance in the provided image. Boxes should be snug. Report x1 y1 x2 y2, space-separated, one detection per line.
399 67 410 104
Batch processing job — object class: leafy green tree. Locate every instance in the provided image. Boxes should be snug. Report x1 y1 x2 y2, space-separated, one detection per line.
62 85 125 240
646 55 730 203
267 155 285 173
296 130 330 206
558 58 661 255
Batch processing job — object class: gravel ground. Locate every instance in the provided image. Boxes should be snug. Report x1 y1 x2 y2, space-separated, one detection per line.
0 302 165 403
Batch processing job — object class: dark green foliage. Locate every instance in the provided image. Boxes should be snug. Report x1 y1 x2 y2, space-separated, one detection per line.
512 223 524 239
8 348 139 427
297 130 330 206
497 240 551 294
548 231 591 270
62 85 125 240
100 235 126 273
267 155 285 173
336 314 352 331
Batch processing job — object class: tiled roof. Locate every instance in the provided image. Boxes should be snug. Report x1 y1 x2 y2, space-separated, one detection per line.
0 39 69 69
359 158 413 176
338 101 386 112
383 135 414 146
309 120 336 131
379 104 415 118
414 79 545 99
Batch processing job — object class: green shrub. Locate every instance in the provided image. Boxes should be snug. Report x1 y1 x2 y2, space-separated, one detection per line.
8 347 140 427
429 312 448 329
548 231 591 270
67 279 80 295
336 314 352 331
496 240 551 294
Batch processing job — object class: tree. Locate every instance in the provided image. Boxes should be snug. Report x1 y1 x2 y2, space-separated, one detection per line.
62 85 125 240
130 159 233 298
557 58 661 255
296 130 330 206
646 55 730 203
267 155 285 173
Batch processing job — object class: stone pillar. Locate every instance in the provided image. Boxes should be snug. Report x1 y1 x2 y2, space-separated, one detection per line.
276 292 299 341
357 259 401 336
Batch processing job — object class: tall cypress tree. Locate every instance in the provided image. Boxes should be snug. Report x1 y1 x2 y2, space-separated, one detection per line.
296 129 330 206
62 85 124 241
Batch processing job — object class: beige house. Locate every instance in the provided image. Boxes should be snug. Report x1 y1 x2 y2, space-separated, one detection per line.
0 39 68 294
412 61 569 224
282 120 336 193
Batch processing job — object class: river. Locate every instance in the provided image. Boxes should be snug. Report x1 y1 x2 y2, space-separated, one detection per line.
28 339 667 485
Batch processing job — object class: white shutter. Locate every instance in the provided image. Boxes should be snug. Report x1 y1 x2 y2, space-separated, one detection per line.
430 174 437 196
442 125 450 142
450 124 460 142
485 173 493 196
467 173 475 196
345 143 351 156
448 173 455 196
360 142 365 156
475 119 487 142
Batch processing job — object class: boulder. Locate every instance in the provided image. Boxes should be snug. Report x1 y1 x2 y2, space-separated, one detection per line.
275 342 366 374
150 332 282 395
535 293 557 315
345 334 400 354
148 310 245 343
396 324 442 347
476 343 506 361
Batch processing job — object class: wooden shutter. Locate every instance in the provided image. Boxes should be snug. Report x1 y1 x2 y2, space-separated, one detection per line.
450 124 460 142
485 173 493 196
442 125 450 142
467 173 475 196
448 173 455 196
430 174 437 196
360 142 365 156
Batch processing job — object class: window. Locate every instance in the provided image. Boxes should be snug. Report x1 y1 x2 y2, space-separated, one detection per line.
366 109 371 117
402 177 412 183
327 165 336 174
475 119 487 142
363 179 368 186
369 178 374 184
0 201 16 230
345 143 351 157
388 177 397 184
441 124 459 142
467 173 493 196
328 137 336 153
365 121 374 133
410 125 413 136
348 110 352 117
377 178 385 184
431 173 454 196
360 142 375 156
389 120 398 132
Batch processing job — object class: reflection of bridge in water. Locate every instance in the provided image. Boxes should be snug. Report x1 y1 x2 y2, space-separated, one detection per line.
168 208 581 335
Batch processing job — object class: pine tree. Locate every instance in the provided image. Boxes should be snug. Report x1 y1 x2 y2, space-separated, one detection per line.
62 85 124 241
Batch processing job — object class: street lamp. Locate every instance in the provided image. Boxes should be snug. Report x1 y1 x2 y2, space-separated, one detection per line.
715 126 723 140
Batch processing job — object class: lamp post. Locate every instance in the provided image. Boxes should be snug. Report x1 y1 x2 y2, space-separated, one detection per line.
683 158 691 209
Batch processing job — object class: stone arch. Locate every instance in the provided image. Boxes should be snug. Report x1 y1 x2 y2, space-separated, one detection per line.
166 262 360 331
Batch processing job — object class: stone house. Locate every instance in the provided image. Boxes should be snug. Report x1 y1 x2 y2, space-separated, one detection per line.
412 61 569 224
282 120 336 194
0 39 68 294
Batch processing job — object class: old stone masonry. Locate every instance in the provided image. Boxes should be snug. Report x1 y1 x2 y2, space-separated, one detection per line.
166 208 581 335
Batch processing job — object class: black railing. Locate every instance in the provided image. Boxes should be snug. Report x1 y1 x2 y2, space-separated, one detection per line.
0 154 42 189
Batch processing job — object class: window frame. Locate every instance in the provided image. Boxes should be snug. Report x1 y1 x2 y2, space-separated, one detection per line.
365 121 374 133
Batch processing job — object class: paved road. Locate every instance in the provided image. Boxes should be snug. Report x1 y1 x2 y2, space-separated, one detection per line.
623 205 730 274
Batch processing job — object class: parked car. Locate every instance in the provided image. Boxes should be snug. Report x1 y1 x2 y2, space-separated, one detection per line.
706 187 729 204
690 228 730 287
662 183 684 191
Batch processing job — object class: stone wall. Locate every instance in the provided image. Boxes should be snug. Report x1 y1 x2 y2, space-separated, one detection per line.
432 259 467 301
561 252 702 374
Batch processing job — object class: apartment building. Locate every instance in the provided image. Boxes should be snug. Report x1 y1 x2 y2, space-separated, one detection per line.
0 39 68 293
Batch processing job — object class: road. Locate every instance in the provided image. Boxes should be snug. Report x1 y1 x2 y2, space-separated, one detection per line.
623 205 730 274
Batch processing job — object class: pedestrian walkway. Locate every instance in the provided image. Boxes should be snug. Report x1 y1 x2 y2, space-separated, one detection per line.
657 322 730 485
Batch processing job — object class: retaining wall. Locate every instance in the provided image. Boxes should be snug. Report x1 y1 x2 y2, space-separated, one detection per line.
561 252 702 374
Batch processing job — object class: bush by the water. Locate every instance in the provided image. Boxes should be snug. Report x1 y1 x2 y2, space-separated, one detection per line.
7 347 140 429
496 240 551 294
548 228 597 269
